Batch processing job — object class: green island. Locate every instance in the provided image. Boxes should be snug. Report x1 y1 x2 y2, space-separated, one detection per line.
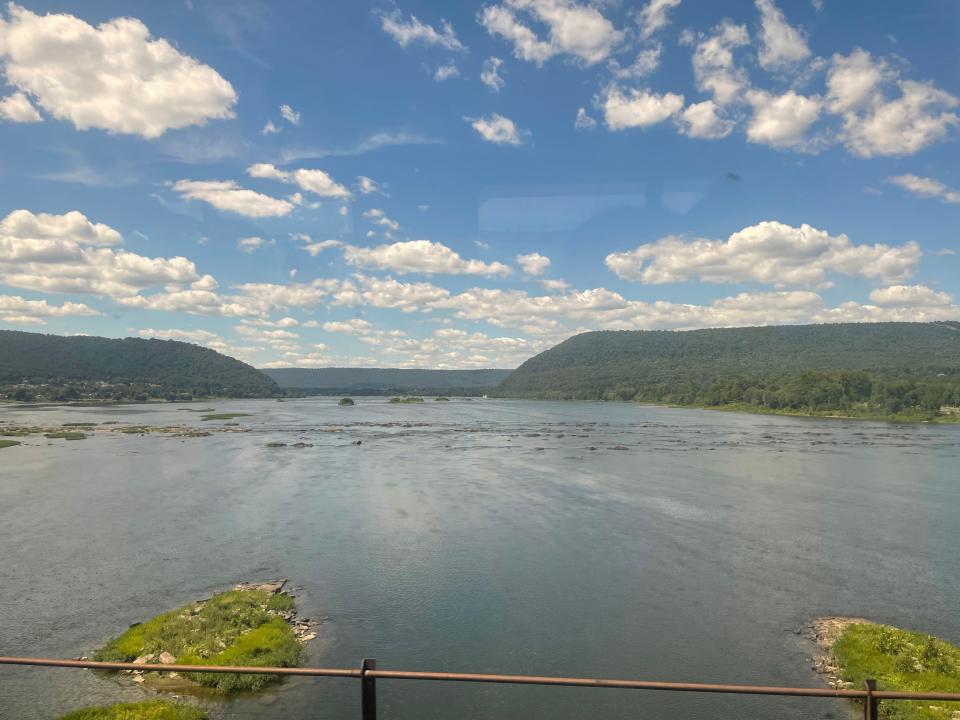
199 413 251 421
497 322 960 423
812 618 960 719
94 582 315 693
434 396 450 401
45 431 87 440
0 438 21 449
338 397 355 406
389 396 425 403
57 699 205 720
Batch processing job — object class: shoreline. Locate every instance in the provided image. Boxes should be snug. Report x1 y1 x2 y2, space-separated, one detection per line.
807 616 870 689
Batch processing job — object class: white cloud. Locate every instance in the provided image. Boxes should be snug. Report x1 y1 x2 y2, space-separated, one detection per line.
636 0 682 40
755 0 810 70
465 112 529 145
434 61 459 81
608 47 662 79
261 120 280 135
172 179 294 217
604 220 922 287
745 89 822 148
375 8 464 51
279 104 301 125
238 236 275 253
888 174 960 204
575 107 598 130
0 209 206 301
356 176 381 195
247 163 352 199
676 100 734 139
540 278 570 291
478 0 624 66
0 91 40 122
0 294 99 325
689 21 750 106
481 57 505 91
869 284 952 307
342 240 512 277
601 86 684 130
363 208 400 231
517 252 551 275
300 239 343 256
0 3 236 138
825 49 890 114
137 327 223 345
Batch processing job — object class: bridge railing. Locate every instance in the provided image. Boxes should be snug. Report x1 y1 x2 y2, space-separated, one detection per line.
4 655 960 719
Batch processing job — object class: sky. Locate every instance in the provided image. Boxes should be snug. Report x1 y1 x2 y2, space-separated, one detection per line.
0 0 958 369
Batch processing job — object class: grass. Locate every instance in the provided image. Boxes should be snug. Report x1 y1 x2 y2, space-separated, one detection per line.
63 422 97 427
44 431 86 440
832 622 960 719
388 396 424 403
95 589 300 693
200 413 252 421
338 397 355 406
0 439 21 449
57 700 206 720
434 397 450 401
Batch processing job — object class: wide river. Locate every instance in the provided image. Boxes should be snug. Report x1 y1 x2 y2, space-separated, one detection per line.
1 398 959 719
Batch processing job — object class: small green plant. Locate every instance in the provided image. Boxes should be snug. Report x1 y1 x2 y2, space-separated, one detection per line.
389 396 424 403
0 439 21 449
200 413 252 421
44 431 86 440
338 397 355 406
57 700 206 720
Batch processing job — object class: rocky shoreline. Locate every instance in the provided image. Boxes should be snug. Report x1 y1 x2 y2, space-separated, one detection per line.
806 616 869 689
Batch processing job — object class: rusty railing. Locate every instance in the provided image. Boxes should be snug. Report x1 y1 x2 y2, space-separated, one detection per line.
4 655 960 719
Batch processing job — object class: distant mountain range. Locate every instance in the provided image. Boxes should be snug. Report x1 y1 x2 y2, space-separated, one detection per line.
0 330 277 401
263 367 512 395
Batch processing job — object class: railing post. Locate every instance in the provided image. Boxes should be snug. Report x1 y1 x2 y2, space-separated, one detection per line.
863 679 877 720
361 658 377 720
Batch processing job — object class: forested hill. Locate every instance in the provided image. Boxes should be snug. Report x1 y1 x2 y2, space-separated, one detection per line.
264 367 512 395
496 322 960 417
0 330 277 400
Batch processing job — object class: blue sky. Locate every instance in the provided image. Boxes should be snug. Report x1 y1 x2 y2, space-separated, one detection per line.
0 0 957 368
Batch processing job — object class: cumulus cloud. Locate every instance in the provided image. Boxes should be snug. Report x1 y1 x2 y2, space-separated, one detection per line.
676 100 734 139
0 91 41 122
745 89 822 148
868 284 953 307
0 294 100 325
137 327 223 345
478 0 624 66
261 120 280 135
356 176 381 195
279 104 301 125
481 56 505 91
238 236 275 253
825 49 890 114
688 20 750 106
755 0 810 70
434 61 460 81
0 209 206 302
363 208 400 231
172 179 294 217
888 174 960 204
342 240 512 277
0 3 236 138
300 239 343 257
517 252 551 275
604 220 922 287
247 163 351 199
636 0 682 40
575 107 598 130
601 86 684 130
465 112 529 145
608 47 662 79
375 8 464 50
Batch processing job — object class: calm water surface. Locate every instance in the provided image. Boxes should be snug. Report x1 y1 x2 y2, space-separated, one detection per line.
1 398 959 719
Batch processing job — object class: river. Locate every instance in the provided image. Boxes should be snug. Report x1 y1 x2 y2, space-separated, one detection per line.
1 398 958 719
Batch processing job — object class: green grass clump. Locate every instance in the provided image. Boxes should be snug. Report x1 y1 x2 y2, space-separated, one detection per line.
832 622 960 719
0 439 21 449
45 431 86 440
388 396 424 403
63 422 97 427
434 397 450 401
95 589 301 693
200 413 251 421
338 397 355 406
57 700 205 720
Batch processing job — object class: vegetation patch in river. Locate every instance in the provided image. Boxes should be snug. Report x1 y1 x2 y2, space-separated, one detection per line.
45 431 87 440
94 581 316 693
0 438 21 449
389 396 424 403
200 413 252 421
57 699 206 720
338 397 355 406
811 617 960 719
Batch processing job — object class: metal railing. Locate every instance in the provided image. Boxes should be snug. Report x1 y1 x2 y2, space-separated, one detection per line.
4 655 960 719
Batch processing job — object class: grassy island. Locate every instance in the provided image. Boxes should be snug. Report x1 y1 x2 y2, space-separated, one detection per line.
0 439 21 449
58 700 205 720
389 396 424 403
338 397 355 406
95 585 310 693
814 618 960 719
199 413 251 421
44 431 86 440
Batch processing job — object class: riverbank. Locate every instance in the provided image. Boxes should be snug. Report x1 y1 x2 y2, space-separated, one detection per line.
684 402 960 424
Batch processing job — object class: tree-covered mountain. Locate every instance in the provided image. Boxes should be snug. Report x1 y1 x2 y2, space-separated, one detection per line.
496 322 960 418
263 367 512 395
0 330 277 401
